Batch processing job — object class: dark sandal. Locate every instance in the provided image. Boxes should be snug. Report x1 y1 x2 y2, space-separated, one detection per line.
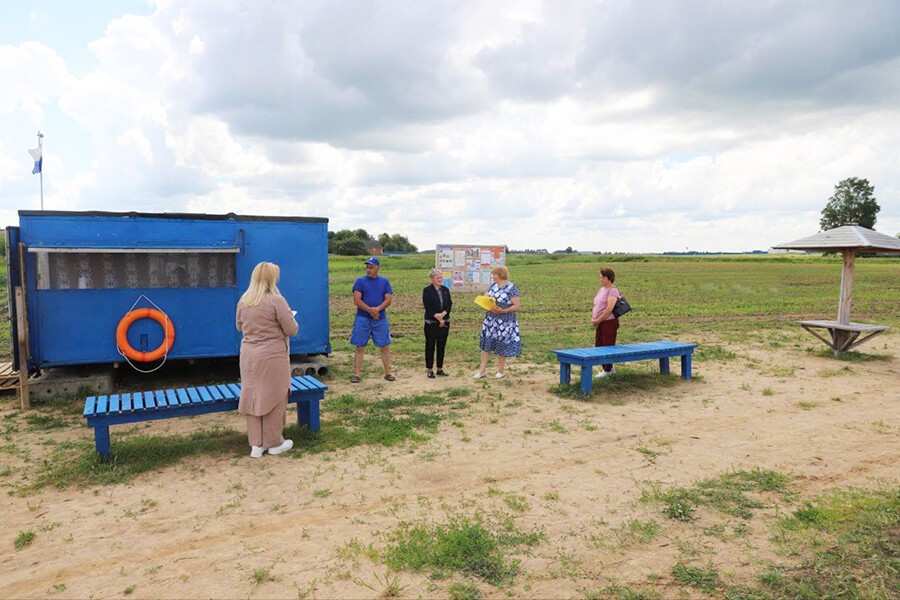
350 375 361 383
427 370 436 379
436 369 447 376
384 374 396 382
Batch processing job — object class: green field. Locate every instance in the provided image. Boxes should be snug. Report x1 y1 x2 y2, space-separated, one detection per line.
2 253 898 364
330 253 900 364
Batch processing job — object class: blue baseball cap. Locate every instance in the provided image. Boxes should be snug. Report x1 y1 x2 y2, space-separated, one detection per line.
364 257 380 266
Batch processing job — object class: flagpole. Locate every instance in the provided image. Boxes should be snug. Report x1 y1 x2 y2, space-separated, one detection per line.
37 131 44 210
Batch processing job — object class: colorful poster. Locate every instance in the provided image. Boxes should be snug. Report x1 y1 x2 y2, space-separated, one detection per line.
435 244 506 292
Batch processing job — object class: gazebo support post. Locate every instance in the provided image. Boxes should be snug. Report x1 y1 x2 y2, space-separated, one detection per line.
834 250 855 356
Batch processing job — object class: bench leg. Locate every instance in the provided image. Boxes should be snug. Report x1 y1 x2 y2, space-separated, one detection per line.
579 366 593 396
297 397 321 432
659 357 670 375
681 354 692 380
94 425 111 461
559 362 571 385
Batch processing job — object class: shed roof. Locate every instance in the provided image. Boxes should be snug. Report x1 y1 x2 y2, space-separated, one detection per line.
773 225 900 253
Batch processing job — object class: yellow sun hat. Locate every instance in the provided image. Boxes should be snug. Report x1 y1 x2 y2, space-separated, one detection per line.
474 295 497 310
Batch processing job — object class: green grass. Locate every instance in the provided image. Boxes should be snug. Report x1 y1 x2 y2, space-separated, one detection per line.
14 530 35 549
671 562 720 594
381 514 544 586
643 468 793 522
550 369 681 401
21 392 463 490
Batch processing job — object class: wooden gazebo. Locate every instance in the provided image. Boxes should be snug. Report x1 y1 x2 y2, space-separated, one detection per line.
773 225 900 356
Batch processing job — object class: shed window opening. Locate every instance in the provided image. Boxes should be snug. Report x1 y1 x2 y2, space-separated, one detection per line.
37 252 236 290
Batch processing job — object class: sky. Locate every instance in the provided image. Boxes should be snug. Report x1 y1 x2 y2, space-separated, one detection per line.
1 0 899 253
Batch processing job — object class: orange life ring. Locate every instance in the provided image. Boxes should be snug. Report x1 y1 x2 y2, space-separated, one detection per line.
116 308 176 362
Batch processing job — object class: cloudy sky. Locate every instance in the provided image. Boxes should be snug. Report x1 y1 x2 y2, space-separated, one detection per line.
2 0 898 253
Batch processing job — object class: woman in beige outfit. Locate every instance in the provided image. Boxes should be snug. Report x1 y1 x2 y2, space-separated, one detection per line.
236 262 299 458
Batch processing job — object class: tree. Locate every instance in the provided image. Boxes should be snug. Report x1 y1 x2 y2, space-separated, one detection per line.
378 233 417 253
820 177 880 230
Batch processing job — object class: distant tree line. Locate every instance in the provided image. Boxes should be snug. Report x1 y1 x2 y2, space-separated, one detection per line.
328 229 418 255
509 248 548 254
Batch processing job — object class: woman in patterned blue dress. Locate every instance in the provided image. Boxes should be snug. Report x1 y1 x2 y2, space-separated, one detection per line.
474 265 521 379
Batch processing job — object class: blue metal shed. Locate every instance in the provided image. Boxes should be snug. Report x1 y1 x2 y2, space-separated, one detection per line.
6 211 331 372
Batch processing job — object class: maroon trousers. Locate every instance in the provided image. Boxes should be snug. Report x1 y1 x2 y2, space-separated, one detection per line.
594 317 619 372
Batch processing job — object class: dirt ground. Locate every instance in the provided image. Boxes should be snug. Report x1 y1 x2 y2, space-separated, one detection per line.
1 332 898 599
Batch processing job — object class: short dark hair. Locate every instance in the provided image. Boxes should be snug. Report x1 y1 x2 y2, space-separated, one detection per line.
600 267 616 283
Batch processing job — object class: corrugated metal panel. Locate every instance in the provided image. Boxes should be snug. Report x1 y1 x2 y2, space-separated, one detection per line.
773 225 900 252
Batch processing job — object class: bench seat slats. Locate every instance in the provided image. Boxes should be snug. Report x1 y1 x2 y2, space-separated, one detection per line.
84 376 328 460
176 388 191 405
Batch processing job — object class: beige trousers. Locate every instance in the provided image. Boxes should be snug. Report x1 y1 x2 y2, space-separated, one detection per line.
245 401 287 448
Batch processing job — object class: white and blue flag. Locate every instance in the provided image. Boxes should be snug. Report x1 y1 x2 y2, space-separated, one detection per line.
29 146 42 174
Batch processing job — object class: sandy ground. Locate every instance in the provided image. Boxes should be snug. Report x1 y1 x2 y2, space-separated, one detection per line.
1 332 898 599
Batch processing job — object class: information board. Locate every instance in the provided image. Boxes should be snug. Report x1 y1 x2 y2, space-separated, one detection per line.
435 244 506 292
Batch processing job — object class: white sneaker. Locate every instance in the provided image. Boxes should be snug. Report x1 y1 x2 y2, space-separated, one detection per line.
268 439 294 455
595 368 615 379
495 372 505 379
473 371 486 379
250 446 265 458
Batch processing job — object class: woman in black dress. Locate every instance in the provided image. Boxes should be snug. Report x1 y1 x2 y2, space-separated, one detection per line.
422 268 452 378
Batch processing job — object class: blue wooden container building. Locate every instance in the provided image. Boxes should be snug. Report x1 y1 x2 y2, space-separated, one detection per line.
5 211 331 372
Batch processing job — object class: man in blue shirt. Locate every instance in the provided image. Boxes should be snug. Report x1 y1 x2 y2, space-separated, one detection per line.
350 257 394 382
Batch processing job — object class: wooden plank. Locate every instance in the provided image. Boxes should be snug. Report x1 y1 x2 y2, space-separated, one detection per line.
186 387 202 404
837 250 855 325
121 393 132 412
97 395 108 415
176 388 191 405
83 396 96 417
14 287 29 409
109 394 121 413
155 390 168 408
216 384 234 399
198 386 214 402
165 389 179 406
226 383 241 398
207 385 224 400
133 391 145 410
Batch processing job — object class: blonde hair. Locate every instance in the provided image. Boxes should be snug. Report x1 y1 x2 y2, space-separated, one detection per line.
428 267 443 279
491 265 509 280
239 262 282 307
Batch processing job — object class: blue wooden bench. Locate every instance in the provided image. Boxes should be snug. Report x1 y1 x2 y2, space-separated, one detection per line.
83 375 327 460
553 341 698 395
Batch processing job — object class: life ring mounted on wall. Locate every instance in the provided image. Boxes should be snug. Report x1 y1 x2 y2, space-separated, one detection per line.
116 308 176 362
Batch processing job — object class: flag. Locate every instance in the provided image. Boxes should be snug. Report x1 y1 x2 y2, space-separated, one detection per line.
29 146 42 174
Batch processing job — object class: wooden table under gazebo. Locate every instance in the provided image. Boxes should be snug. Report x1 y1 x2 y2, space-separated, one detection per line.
773 225 900 356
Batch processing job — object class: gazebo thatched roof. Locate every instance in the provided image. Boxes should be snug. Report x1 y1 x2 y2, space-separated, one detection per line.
773 225 900 253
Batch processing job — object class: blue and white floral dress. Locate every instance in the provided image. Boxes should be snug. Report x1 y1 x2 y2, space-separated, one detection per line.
479 282 522 357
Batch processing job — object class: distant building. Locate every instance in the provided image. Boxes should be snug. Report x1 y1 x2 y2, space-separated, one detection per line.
365 240 383 256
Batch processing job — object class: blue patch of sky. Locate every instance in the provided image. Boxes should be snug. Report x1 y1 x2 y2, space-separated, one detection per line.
1 0 153 75
3 2 153 193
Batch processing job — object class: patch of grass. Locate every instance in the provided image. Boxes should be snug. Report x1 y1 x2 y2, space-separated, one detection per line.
644 468 793 522
297 392 461 452
24 413 69 430
381 514 543 586
695 345 736 362
448 581 481 600
23 426 246 491
762 486 900 598
762 387 774 396
625 519 660 543
813 349 892 362
444 387 472 398
586 585 659 600
550 370 680 402
252 566 275 584
312 488 332 498
14 530 35 549
671 562 719 594
796 401 817 410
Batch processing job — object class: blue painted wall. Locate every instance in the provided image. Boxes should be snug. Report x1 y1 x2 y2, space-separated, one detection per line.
13 211 330 369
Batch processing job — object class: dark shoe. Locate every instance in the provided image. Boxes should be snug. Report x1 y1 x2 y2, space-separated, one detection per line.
427 370 436 378
384 373 396 382
350 375 361 383
436 369 448 376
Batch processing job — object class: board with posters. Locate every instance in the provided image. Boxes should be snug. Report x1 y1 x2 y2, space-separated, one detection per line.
435 244 506 292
